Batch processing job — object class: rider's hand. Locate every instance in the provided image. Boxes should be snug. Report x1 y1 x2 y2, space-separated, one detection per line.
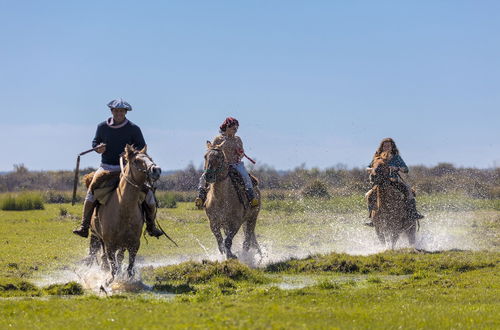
366 167 373 172
96 143 106 154
389 166 399 172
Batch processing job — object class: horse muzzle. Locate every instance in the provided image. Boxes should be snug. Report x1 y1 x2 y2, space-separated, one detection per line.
150 166 162 181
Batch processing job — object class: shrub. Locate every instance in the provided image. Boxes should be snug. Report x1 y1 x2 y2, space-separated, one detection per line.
302 180 330 198
0 192 44 210
157 192 177 208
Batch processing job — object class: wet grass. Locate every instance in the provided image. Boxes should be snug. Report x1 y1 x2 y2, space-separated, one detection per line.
0 194 499 328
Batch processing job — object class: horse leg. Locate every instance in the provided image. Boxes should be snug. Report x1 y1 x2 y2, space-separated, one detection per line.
116 248 125 276
210 221 224 255
84 234 101 267
105 247 117 285
406 222 417 247
374 224 385 245
223 228 238 260
127 246 139 279
390 231 400 250
243 217 261 257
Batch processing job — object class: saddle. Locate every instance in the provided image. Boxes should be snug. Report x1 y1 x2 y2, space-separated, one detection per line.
83 171 147 205
227 167 258 208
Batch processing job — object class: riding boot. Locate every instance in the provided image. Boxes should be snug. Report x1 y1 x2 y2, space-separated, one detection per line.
195 187 208 209
73 199 97 238
143 201 163 238
245 188 259 207
407 198 424 220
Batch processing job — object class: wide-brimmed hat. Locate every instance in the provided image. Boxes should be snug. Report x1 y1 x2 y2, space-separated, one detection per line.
107 98 132 111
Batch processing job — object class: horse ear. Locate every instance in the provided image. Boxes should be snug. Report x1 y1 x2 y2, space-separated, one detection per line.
206 141 212 149
140 145 147 154
125 144 135 159
215 140 226 149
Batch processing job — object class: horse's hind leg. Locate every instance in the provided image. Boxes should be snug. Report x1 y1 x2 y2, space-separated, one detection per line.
84 234 101 267
210 221 224 255
243 217 261 257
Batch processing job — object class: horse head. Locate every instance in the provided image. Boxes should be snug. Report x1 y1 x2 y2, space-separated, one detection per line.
204 140 226 183
370 151 392 185
124 144 162 185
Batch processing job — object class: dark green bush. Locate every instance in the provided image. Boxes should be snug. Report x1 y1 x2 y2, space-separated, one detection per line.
302 180 330 198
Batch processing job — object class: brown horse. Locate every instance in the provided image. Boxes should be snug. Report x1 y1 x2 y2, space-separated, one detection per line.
203 142 262 260
369 151 416 249
90 145 161 282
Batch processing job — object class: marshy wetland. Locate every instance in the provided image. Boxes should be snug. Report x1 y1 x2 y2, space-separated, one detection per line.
0 194 499 328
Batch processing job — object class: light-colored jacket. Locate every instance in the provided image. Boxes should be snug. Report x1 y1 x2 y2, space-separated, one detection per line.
212 134 244 165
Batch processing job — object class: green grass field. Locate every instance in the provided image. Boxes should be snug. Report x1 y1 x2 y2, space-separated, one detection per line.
0 194 499 328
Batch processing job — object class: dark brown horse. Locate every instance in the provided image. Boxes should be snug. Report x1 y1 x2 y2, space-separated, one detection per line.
89 145 161 283
369 151 416 249
203 141 262 260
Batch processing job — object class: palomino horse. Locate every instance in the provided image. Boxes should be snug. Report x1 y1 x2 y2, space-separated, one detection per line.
203 142 262 260
90 145 161 282
369 151 416 249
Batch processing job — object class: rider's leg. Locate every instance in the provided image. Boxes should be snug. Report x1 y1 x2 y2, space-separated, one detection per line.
143 190 163 238
232 162 259 207
195 173 208 209
364 188 375 227
73 189 98 238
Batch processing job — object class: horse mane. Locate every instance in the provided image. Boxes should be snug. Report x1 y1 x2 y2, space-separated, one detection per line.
374 151 392 164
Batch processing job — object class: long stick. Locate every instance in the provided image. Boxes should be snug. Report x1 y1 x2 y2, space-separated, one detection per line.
244 153 256 164
71 155 81 205
71 144 106 205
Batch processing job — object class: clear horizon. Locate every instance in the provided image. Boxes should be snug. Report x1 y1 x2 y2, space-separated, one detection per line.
1 1 499 171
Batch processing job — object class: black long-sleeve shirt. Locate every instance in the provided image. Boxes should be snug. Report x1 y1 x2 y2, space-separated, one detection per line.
92 119 146 165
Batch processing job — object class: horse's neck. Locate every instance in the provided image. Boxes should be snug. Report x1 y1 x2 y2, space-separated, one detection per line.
117 170 143 209
377 183 401 212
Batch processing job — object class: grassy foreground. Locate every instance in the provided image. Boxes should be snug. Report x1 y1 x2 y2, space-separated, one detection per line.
0 197 499 328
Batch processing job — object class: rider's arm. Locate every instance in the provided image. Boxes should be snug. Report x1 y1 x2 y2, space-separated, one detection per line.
236 136 244 161
132 126 146 150
92 125 103 149
392 155 409 173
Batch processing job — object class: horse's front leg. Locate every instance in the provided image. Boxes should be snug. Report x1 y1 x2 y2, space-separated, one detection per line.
116 248 125 276
105 247 117 285
405 222 417 247
209 221 224 255
127 245 139 278
223 228 238 260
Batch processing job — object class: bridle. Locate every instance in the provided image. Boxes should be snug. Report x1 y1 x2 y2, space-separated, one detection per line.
204 148 228 183
120 152 158 190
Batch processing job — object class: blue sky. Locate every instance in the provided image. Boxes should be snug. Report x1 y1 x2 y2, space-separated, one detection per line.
0 1 499 171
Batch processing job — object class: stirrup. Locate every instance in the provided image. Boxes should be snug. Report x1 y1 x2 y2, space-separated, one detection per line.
195 197 204 209
147 227 163 238
250 198 259 207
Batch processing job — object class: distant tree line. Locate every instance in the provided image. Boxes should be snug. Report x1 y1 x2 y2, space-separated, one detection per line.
1 163 499 199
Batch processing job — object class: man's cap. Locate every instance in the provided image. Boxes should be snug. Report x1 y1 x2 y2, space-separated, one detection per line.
107 98 132 111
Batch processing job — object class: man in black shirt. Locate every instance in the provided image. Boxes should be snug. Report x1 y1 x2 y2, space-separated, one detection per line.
73 98 163 238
